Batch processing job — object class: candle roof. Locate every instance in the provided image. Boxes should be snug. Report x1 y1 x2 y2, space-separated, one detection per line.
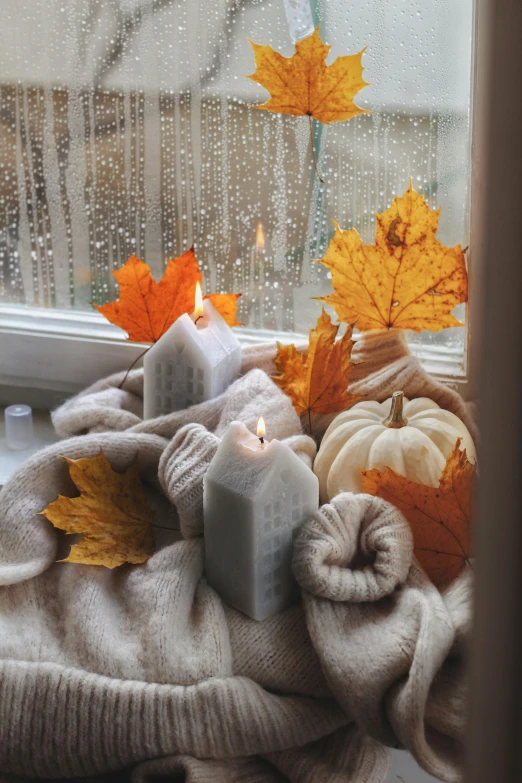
145 298 241 370
205 421 318 500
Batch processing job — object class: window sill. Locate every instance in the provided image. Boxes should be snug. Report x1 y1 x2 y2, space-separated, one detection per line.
0 304 468 409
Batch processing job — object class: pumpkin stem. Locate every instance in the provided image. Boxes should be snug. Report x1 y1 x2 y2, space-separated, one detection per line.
383 391 408 429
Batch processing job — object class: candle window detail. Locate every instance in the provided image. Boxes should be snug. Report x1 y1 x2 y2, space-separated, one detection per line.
203 419 319 621
143 282 241 419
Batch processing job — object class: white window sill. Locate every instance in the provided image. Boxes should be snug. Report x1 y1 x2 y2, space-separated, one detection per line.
0 303 469 412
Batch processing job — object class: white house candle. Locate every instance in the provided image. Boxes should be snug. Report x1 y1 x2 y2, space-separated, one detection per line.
203 419 319 621
143 283 241 419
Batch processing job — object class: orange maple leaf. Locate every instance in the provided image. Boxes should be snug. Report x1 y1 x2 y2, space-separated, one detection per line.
361 440 475 588
41 451 155 568
273 310 356 429
95 249 240 343
247 27 369 182
317 183 468 332
247 27 369 125
205 292 242 328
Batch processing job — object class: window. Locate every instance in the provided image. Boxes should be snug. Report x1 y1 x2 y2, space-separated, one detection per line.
0 0 474 399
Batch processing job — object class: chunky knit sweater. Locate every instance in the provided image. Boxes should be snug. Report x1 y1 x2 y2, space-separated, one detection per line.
0 331 473 782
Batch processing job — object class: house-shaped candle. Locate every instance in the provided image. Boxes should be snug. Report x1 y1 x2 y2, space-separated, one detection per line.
203 420 319 621
143 284 241 419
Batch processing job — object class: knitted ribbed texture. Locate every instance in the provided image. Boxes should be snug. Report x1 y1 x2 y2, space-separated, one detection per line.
293 494 413 602
0 661 345 778
0 333 474 781
224 603 330 701
132 727 391 783
132 755 286 782
267 725 391 783
293 493 471 783
158 423 220 538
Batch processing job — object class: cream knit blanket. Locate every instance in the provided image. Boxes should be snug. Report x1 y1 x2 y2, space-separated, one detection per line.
0 331 473 782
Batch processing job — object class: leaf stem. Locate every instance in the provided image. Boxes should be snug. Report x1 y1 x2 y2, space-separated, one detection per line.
151 522 180 532
118 346 150 390
308 115 324 185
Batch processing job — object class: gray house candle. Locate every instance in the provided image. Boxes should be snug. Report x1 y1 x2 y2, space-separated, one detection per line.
203 419 319 621
143 283 241 419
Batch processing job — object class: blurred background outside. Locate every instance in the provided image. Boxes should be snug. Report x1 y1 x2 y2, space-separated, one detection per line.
0 0 473 356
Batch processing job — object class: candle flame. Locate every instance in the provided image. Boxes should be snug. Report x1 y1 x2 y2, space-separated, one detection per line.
257 416 266 438
255 222 265 251
194 281 204 318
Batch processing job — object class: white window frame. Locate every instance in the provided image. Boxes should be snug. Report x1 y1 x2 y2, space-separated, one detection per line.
0 302 471 410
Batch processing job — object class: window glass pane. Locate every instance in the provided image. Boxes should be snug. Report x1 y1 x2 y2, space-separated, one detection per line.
0 0 473 349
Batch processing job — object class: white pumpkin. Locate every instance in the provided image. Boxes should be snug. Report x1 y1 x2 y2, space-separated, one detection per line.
314 391 476 503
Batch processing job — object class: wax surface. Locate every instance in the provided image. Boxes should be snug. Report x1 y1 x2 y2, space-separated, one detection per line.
143 299 240 419
204 421 319 621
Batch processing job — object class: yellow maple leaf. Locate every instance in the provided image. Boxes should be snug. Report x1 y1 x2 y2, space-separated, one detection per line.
247 27 369 181
41 451 155 568
247 27 369 124
317 183 468 332
273 310 356 430
361 440 475 588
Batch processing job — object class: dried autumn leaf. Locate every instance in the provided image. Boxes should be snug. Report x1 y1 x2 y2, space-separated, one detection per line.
361 440 475 588
247 27 369 181
317 183 468 332
41 451 154 568
205 293 242 327
95 249 240 342
274 342 306 390
273 310 356 428
247 27 369 125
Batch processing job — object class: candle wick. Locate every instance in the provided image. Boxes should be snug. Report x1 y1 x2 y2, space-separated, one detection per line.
194 315 202 325
259 436 264 445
